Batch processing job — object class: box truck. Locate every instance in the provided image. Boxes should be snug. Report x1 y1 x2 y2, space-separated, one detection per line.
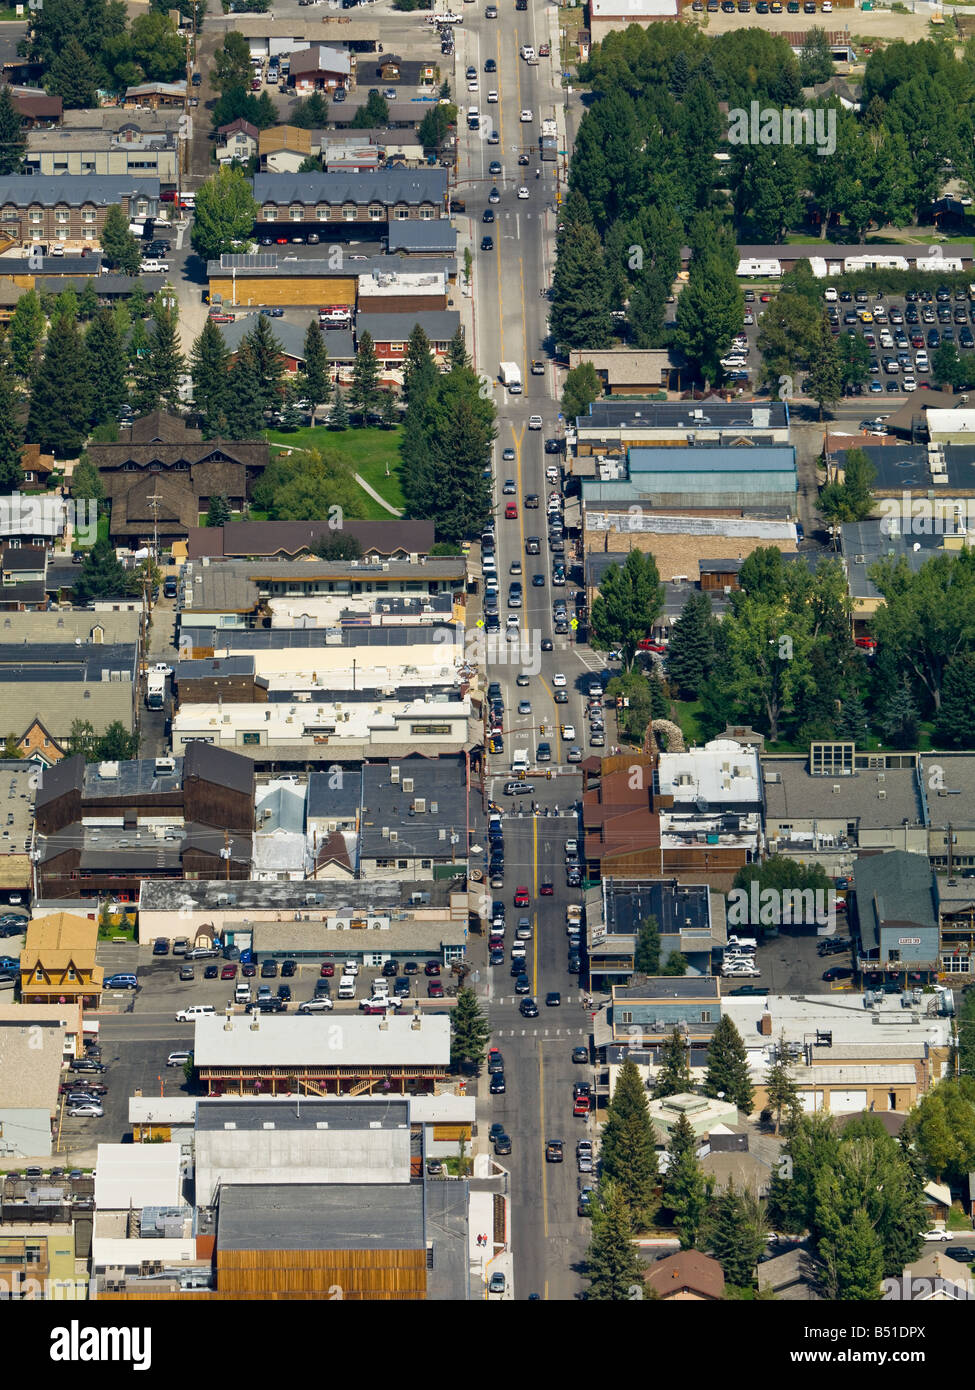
500 361 522 393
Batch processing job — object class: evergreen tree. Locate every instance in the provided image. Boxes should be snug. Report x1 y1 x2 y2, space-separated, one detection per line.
634 914 661 975
279 394 303 432
379 390 399 430
447 326 469 371
599 1060 659 1227
328 385 350 431
673 252 743 387
84 308 128 427
0 355 23 495
95 721 139 761
77 278 99 322
765 1053 801 1135
289 90 329 129
0 85 25 176
134 296 184 414
100 204 142 275
807 312 843 419
837 688 870 744
402 325 437 405
223 342 265 440
190 317 232 434
590 550 664 668
666 591 716 698
663 1112 707 1249
653 1027 692 1099
799 26 835 85
880 678 919 749
8 289 44 379
253 90 278 130
956 989 975 1080
660 951 688 977
416 373 494 544
26 317 91 457
550 223 613 351
706 1180 766 1288
128 282 149 321
301 320 331 424
47 36 99 108
72 536 131 603
314 531 363 561
245 313 284 413
821 1208 884 1300
349 330 381 420
669 50 690 99
52 287 78 327
703 1016 754 1114
206 493 232 528
936 652 975 748
128 315 150 368
449 985 491 1071
586 1180 644 1301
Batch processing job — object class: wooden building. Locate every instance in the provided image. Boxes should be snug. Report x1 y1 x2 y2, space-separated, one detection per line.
19 912 103 1006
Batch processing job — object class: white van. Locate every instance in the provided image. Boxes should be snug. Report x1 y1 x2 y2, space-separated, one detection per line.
140 259 170 273
338 975 357 999
234 983 252 1003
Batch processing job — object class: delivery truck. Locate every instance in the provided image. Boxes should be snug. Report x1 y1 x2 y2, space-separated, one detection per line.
146 671 166 710
500 361 522 393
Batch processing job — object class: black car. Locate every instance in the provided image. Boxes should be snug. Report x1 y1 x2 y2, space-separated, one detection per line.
281 960 297 978
572 1046 589 1063
152 938 169 955
520 997 539 1017
482 208 495 223
489 948 505 965
481 235 494 251
944 1247 975 1262
822 966 853 982
488 1049 505 1074
515 974 532 994
394 977 411 997
276 984 292 1001
567 867 582 887
404 961 419 975
204 965 218 979
484 57 497 72
493 1132 512 1154
546 991 561 1007
314 979 332 998
260 959 278 978
489 1073 506 1094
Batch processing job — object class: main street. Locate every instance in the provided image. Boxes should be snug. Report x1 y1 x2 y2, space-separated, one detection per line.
456 2 599 1300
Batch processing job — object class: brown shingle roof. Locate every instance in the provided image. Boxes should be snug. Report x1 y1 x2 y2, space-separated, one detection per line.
121 411 203 446
186 517 436 560
645 1250 725 1300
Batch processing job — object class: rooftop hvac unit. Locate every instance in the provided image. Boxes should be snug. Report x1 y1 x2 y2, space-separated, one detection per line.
389 830 398 842
381 826 390 838
413 798 426 813
402 777 414 793
878 789 886 800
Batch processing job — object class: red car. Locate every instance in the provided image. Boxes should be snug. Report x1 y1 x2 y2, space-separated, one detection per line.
538 42 550 55
424 961 441 976
514 886 530 907
320 962 335 976
208 311 234 324
362 1003 387 1015
220 963 237 980
540 880 554 896
760 293 771 302
573 1095 591 1116
428 981 444 998
275 237 289 245
854 636 877 650
505 502 518 519
637 638 667 653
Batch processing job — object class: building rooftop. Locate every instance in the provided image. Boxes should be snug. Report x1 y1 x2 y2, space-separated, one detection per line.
0 1018 66 1111
358 269 446 297
840 519 957 601
207 252 455 281
253 168 447 207
187 518 435 561
356 310 460 343
250 918 467 954
80 755 184 800
387 221 458 253
657 740 761 806
721 991 952 1049
138 876 416 913
613 977 721 1002
853 850 938 949
579 401 789 431
598 878 712 938
192 1012 451 1069
0 174 160 205
195 1096 410 1133
217 1181 425 1252
0 759 37 856
762 755 924 837
628 444 796 475
359 760 468 859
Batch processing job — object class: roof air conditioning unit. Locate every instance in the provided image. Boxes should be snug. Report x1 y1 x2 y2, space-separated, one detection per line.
381 826 390 838
878 789 886 800
389 830 398 842
402 778 414 793
413 798 426 813
390 766 400 783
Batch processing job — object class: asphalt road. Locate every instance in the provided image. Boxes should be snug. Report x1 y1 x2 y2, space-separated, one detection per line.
453 2 604 1300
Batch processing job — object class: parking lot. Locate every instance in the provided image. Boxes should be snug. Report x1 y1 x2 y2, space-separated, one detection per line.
722 924 854 998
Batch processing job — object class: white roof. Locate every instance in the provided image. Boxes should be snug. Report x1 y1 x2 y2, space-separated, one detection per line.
657 740 761 804
94 1142 182 1210
794 1064 916 1085
91 1237 197 1269
926 409 975 435
407 1093 475 1124
174 698 470 745
590 0 677 12
722 993 953 1050
128 1097 198 1125
193 1012 451 1068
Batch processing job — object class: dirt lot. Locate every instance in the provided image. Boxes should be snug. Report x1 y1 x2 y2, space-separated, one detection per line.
692 4 940 45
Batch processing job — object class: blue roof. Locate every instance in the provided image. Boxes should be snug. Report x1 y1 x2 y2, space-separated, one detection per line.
628 446 796 474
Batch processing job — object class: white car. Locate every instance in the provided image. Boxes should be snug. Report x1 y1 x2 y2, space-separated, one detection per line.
487 89 498 102
528 415 543 430
68 1103 103 1118
721 963 760 978
824 287 837 302
520 108 533 122
468 80 478 92
902 378 917 393
343 960 359 975
921 1229 951 1241
360 995 402 1010
520 44 535 59
561 724 576 741
166 1050 192 1067
297 998 333 1013
175 1004 216 1022
517 186 529 199
552 673 566 687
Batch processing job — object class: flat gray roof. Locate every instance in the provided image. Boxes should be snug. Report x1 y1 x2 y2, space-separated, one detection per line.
217 1181 424 1251
0 174 160 205
196 1097 409 1133
581 401 789 430
359 760 468 858
762 756 924 831
139 877 409 912
253 169 447 206
613 977 720 1002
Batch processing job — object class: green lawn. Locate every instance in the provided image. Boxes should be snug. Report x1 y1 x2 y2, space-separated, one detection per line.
672 699 704 746
264 424 404 517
